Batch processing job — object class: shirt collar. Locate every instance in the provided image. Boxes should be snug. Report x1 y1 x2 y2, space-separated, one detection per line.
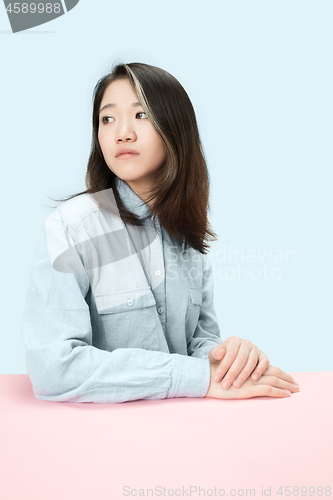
115 176 152 220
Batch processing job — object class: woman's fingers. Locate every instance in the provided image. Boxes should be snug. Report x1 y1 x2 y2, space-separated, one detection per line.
213 344 241 384
209 362 301 400
255 374 300 393
262 365 300 387
231 349 261 387
250 352 270 381
253 384 293 398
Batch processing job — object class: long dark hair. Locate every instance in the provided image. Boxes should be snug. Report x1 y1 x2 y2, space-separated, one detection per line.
49 61 218 254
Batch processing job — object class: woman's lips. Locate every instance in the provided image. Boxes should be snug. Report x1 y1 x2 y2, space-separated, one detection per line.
117 153 139 159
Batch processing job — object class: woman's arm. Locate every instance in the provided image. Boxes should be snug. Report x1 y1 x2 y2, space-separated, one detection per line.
21 220 211 403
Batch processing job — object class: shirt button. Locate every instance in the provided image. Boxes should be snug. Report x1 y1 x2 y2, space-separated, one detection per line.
127 299 134 306
157 307 163 314
155 270 161 276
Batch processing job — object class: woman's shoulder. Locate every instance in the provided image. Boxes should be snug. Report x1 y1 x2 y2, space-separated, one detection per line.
44 188 120 235
44 193 97 232
42 189 123 274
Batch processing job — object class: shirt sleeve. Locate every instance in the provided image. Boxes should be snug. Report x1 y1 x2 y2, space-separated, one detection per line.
21 220 211 403
187 253 222 360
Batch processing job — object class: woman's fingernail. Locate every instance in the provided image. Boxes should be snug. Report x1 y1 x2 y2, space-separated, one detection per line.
234 378 241 387
253 374 259 380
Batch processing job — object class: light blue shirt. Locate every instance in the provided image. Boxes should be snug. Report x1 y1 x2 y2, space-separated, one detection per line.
21 177 222 403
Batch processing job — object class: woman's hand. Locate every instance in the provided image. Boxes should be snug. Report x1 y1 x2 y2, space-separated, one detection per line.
208 336 272 389
204 363 300 399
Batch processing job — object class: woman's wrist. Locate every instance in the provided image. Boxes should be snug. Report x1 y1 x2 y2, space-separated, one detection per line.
204 362 217 398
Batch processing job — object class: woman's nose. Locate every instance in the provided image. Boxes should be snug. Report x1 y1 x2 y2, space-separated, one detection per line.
115 122 136 142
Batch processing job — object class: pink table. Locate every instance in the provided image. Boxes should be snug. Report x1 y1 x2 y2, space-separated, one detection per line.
1 372 332 500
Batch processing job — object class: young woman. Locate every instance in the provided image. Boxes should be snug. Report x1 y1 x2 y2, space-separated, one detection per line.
21 62 300 403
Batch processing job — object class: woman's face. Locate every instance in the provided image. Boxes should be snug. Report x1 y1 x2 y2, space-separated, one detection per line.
98 78 167 202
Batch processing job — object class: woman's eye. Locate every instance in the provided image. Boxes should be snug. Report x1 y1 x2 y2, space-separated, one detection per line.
101 112 147 124
102 116 114 124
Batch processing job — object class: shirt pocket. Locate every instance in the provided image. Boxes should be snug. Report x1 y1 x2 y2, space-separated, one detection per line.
94 287 160 351
186 286 203 336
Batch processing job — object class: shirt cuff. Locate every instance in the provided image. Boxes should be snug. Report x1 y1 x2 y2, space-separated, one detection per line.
167 354 210 399
188 342 219 361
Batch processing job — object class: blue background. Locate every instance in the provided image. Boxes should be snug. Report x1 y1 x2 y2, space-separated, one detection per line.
1 0 332 374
